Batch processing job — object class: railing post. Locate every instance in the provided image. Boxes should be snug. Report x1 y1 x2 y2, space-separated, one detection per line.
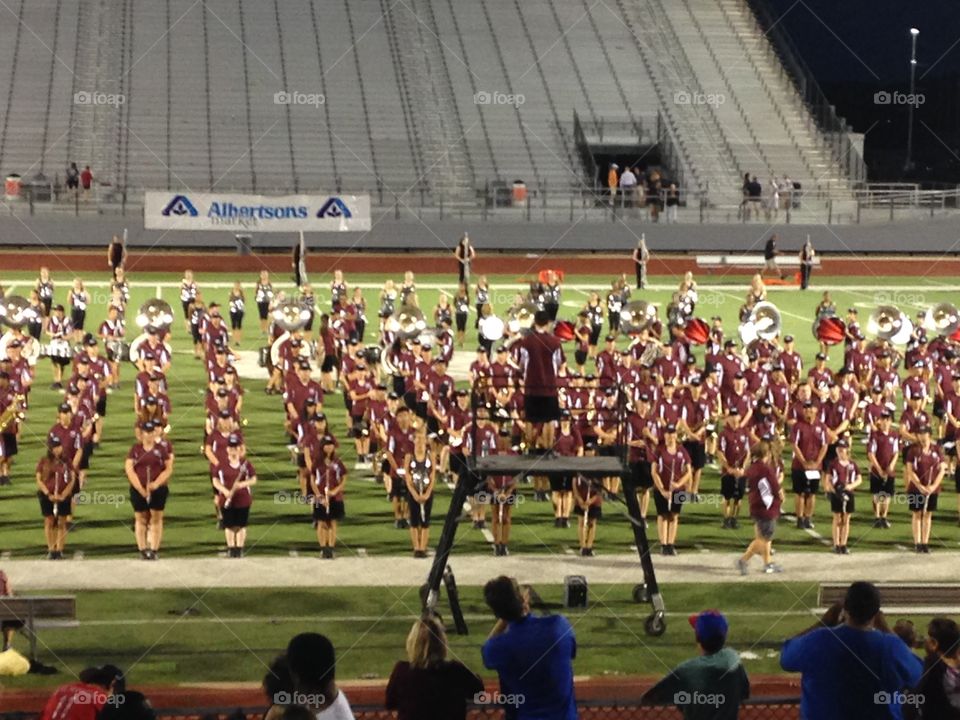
827 199 832 225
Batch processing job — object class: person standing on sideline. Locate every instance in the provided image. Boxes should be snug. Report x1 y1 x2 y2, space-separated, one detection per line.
632 235 650 289
763 233 784 279
642 610 750 719
107 233 126 278
780 581 922 720
481 576 577 720
454 233 476 285
799 236 816 290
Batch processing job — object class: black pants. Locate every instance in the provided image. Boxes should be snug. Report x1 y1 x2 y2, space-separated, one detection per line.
635 263 645 289
800 264 812 290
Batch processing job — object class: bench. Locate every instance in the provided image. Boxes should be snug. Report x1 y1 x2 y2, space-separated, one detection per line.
819 583 960 609
696 254 820 270
0 596 77 659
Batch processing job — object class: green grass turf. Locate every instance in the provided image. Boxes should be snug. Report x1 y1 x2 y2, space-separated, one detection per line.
4 582 941 687
0 271 959 559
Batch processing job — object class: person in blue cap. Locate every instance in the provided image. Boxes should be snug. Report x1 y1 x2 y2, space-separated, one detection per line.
642 609 750 720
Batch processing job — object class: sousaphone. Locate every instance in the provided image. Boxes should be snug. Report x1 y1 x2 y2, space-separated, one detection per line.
0 295 41 365
924 303 960 337
868 305 913 346
269 300 314 366
129 299 175 363
738 301 781 346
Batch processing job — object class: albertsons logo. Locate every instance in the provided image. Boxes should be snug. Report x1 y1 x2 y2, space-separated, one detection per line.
317 197 352 219
161 195 199 217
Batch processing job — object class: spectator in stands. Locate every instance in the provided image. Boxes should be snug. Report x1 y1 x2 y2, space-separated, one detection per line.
619 166 637 208
80 165 93 201
99 688 157 720
647 170 663 222
739 171 750 219
780 581 922 720
41 664 124 720
482 575 577 720
914 617 960 718
65 162 80 195
607 163 619 205
632 235 649 289
386 615 484 720
665 183 680 223
286 633 355 719
642 610 750 719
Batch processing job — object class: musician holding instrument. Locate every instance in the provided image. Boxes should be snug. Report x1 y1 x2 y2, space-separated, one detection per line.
573 454 603 557
826 440 861 554
790 401 828 530
45 305 73 390
652 424 691 556
403 428 435 558
98 305 125 388
35 436 73 560
583 293 604 359
69 279 89 343
213 436 257 558
125 421 174 560
487 427 517 557
455 233 476 284
905 426 945 553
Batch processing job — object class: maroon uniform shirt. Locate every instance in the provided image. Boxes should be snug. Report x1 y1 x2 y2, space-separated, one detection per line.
517 331 565 397
906 444 944 493
746 460 781 520
867 430 899 475
127 442 170 490
218 459 255 508
655 445 690 486
791 420 828 470
718 426 751 473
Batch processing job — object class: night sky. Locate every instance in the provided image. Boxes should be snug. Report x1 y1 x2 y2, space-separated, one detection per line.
756 0 960 181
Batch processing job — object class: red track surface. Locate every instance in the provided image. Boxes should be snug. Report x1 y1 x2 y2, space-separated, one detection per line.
2 249 960 277
0 675 800 711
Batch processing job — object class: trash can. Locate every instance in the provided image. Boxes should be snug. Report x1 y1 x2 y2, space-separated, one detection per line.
235 233 252 256
511 180 527 205
5 174 21 200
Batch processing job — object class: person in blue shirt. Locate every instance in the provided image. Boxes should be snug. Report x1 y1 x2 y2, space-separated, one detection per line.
481 575 577 720
781 581 923 720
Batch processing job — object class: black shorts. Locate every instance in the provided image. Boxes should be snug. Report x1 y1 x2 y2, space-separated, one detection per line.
829 491 855 514
588 325 602 347
38 492 71 518
130 484 169 513
934 398 945 419
683 441 706 470
631 461 653 489
313 499 345 522
455 312 468 333
907 492 938 512
574 505 602 520
230 312 243 330
721 474 746 500
71 309 86 330
2 432 18 457
96 395 107 417
654 490 684 516
79 441 94 470
574 350 588 367
257 301 270 321
221 505 250 528
304 313 315 332
408 496 433 528
549 475 573 493
41 299 52 317
182 300 191 319
389 475 408 499
956 465 960 493
869 472 895 496
791 468 820 495
191 327 202 344
321 355 337 373
343 394 354 413
525 395 561 424
296 452 306 469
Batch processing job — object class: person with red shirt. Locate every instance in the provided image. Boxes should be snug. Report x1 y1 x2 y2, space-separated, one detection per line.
347 363 374 465
213 436 257 558
573 313 591 373
906 426 946 553
807 353 833 390
791 402 828 529
40 664 123 720
867 411 899 529
312 436 347 559
737 440 784 575
551 411 583 528
722 374 753 429
718 408 751 529
35 437 74 560
386 407 415 529
826 440 861 554
124 421 174 560
652 424 691 556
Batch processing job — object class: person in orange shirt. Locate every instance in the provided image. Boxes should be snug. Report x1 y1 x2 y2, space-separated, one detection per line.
607 163 619 205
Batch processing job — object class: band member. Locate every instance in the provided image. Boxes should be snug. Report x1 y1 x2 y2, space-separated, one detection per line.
310 436 346 559
98 304 125 388
542 270 561 322
347 363 374 465
330 269 347 309
901 394 931 463
737 440 784 574
465 404 497 528
400 271 418 308
867 411 899 529
228 281 245 346
718 408 750 529
69 278 89 343
652 424 690 556
36 266 54 317
45 305 73 389
180 270 198 332
213 436 257 558
348 287 367 344
626 394 658 518
386 407 415 529
906 426 945 553
583 293 604 358
680 378 711 500
552 411 583 528
35 436 73 560
573 451 602 557
791 401 828 529
827 440 861 554
404 428 434 558
108 233 126 277
125 421 174 560
518 310 565 448
455 232 476 284
255 270 274 335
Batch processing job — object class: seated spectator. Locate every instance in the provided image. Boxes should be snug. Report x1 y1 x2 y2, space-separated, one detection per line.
265 706 314 720
642 610 749 719
913 617 960 719
98 689 156 720
386 615 484 720
285 633 355 720
481 575 577 720
40 664 124 720
780 581 922 720
263 655 294 707
894 619 922 650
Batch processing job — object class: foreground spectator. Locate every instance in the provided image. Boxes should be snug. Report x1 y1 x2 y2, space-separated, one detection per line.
913 618 960 719
643 610 749 720
285 633 355 719
386 615 483 720
481 575 577 719
40 664 124 720
781 581 922 720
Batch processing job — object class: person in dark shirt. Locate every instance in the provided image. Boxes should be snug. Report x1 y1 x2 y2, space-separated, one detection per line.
914 617 960 719
385 616 483 720
481 575 577 720
517 310 565 451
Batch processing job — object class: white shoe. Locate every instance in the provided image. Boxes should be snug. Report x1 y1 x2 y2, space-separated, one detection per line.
764 563 783 574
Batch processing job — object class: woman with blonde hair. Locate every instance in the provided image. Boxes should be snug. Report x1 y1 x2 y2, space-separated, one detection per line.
385 615 483 720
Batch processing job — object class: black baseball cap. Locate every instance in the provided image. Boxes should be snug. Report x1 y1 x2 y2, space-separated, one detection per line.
217 388 229 397
58 403 72 413
84 336 98 347
227 434 242 447
141 420 157 431
803 400 814 408
605 334 616 342
836 439 850 448
816 352 827 360
218 409 232 418
727 407 740 416
690 377 702 386
664 423 677 434
784 335 794 342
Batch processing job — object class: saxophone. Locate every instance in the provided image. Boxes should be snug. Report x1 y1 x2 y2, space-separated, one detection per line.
0 394 26 432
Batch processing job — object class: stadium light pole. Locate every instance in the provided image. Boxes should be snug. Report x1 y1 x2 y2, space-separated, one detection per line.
904 27 919 173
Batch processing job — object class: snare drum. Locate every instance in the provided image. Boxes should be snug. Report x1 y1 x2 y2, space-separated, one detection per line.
43 340 73 365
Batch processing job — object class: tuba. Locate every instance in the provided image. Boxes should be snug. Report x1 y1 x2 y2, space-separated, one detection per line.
129 299 175 363
386 305 427 340
868 305 913 345
738 302 781 346
619 300 657 335
0 295 41 366
269 300 313 367
0 393 26 432
924 303 960 337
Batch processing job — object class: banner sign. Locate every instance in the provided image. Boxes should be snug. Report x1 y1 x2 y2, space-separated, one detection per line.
144 192 371 232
